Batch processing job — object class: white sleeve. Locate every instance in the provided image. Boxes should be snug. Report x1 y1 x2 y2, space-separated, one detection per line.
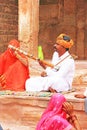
54 58 75 77
51 51 59 65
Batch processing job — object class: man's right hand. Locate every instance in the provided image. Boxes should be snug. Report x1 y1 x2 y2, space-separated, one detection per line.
41 71 47 77
38 59 46 69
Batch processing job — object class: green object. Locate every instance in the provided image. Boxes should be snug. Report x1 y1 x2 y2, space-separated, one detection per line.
38 45 44 60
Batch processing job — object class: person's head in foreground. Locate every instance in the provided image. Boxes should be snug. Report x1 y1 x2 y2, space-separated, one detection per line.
36 93 74 130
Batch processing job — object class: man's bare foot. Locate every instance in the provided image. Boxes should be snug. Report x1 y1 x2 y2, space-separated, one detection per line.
48 87 57 93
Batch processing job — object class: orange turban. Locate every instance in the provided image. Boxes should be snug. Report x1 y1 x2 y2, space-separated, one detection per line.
56 33 74 49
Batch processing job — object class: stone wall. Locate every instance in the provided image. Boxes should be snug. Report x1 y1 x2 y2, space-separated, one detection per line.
0 0 87 60
0 0 18 53
39 0 87 60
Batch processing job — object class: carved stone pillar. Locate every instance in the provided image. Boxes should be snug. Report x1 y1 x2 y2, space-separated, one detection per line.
18 0 39 56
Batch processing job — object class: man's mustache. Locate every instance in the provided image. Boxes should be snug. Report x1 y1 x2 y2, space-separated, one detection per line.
53 45 57 50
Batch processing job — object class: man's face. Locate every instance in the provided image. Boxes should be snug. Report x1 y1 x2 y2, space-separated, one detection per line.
54 43 64 53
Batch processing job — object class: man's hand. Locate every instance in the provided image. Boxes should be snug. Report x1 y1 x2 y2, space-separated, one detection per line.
41 71 47 77
38 59 46 69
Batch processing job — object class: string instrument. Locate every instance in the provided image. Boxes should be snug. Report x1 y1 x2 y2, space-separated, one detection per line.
8 45 54 68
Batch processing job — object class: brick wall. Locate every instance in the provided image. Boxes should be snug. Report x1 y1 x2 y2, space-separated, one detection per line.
0 0 87 60
39 0 87 60
0 0 18 53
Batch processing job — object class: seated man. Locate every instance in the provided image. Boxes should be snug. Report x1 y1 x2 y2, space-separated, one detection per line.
0 39 30 91
25 33 75 93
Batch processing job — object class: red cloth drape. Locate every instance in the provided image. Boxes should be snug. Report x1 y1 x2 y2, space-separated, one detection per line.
0 39 30 91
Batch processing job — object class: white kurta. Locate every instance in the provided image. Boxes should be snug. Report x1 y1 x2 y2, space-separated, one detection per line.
25 51 75 92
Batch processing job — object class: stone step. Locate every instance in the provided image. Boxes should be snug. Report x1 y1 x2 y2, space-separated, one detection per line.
0 88 87 130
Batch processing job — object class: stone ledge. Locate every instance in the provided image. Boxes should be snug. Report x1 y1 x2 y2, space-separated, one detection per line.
0 88 87 130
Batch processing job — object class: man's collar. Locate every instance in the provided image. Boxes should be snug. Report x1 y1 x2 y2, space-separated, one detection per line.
59 51 70 60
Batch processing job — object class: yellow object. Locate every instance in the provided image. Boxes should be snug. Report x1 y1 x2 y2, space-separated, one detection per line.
38 45 44 60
